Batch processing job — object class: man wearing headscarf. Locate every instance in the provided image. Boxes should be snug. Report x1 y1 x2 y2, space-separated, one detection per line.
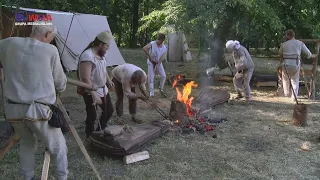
278 29 316 100
226 40 254 100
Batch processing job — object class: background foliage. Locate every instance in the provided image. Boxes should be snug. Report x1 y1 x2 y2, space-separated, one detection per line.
1 0 319 66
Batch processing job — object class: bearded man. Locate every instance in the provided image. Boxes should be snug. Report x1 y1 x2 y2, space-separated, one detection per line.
77 31 114 138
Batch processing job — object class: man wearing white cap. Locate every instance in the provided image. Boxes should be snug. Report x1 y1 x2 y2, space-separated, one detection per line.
226 40 254 100
279 29 316 100
77 31 114 138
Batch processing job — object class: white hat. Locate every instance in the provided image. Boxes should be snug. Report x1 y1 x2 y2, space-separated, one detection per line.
96 31 112 43
226 40 240 50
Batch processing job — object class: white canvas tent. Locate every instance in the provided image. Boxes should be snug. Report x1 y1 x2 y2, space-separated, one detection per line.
16 7 126 72
167 32 192 62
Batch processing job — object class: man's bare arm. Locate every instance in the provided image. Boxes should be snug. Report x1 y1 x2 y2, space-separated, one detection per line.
79 61 93 87
142 43 153 61
139 82 148 98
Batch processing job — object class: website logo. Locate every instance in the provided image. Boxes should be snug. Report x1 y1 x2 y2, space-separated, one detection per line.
15 11 53 26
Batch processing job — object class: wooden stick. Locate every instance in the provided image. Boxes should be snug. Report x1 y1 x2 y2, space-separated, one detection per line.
0 134 20 160
56 96 102 180
41 150 51 180
67 77 94 90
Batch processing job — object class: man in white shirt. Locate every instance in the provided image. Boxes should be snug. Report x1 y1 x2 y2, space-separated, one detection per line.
279 29 316 100
0 23 68 180
142 33 167 97
111 63 148 124
77 31 114 138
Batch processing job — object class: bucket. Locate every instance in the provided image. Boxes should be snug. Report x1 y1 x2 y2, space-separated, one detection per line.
292 103 307 127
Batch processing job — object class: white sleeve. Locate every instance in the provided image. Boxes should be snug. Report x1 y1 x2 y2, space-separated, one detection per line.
51 47 67 92
79 50 96 68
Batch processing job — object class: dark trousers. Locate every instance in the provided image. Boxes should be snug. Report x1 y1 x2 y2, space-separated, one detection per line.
83 92 113 136
112 78 137 116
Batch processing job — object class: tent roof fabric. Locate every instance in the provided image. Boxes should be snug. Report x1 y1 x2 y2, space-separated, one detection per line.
10 6 126 71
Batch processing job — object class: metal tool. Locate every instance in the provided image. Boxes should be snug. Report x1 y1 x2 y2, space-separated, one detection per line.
146 99 173 121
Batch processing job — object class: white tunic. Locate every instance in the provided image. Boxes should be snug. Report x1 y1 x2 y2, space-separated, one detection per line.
279 39 312 66
0 37 67 121
147 41 167 65
79 48 108 97
111 63 147 98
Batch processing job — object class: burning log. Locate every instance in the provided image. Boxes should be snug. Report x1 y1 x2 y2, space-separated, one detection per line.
169 100 187 121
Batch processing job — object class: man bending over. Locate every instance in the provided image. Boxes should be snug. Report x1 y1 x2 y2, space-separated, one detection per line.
111 63 149 124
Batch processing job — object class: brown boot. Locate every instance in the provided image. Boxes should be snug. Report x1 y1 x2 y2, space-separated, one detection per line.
132 116 144 124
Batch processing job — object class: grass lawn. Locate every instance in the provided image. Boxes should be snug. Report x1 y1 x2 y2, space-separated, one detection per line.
1 49 320 179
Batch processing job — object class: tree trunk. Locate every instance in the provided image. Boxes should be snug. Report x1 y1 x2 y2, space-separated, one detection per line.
209 5 237 69
144 0 149 45
130 0 140 48
110 0 121 46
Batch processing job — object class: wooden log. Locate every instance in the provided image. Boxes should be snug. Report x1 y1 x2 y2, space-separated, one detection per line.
123 151 150 165
292 104 308 127
169 100 187 120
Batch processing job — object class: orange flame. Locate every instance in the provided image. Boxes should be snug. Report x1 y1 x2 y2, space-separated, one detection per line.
173 80 198 116
172 75 181 88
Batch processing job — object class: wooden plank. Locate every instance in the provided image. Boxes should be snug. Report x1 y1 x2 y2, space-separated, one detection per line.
123 151 150 165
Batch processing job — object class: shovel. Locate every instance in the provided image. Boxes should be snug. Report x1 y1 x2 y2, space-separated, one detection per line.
283 64 308 127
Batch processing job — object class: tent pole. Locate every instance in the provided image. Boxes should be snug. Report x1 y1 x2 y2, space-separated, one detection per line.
60 14 75 58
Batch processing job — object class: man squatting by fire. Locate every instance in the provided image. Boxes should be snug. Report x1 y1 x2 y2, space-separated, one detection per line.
276 29 316 100
226 40 255 101
142 32 167 97
111 63 149 124
77 31 115 138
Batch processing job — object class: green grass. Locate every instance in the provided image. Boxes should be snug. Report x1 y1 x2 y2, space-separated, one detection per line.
1 49 320 179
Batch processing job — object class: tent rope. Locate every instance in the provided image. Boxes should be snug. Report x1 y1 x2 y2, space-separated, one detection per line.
60 14 75 57
74 16 90 41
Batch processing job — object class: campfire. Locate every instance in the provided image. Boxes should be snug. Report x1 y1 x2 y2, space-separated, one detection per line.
169 75 224 134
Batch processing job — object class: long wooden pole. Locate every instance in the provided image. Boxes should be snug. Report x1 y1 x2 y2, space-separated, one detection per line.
56 96 102 180
41 150 51 180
